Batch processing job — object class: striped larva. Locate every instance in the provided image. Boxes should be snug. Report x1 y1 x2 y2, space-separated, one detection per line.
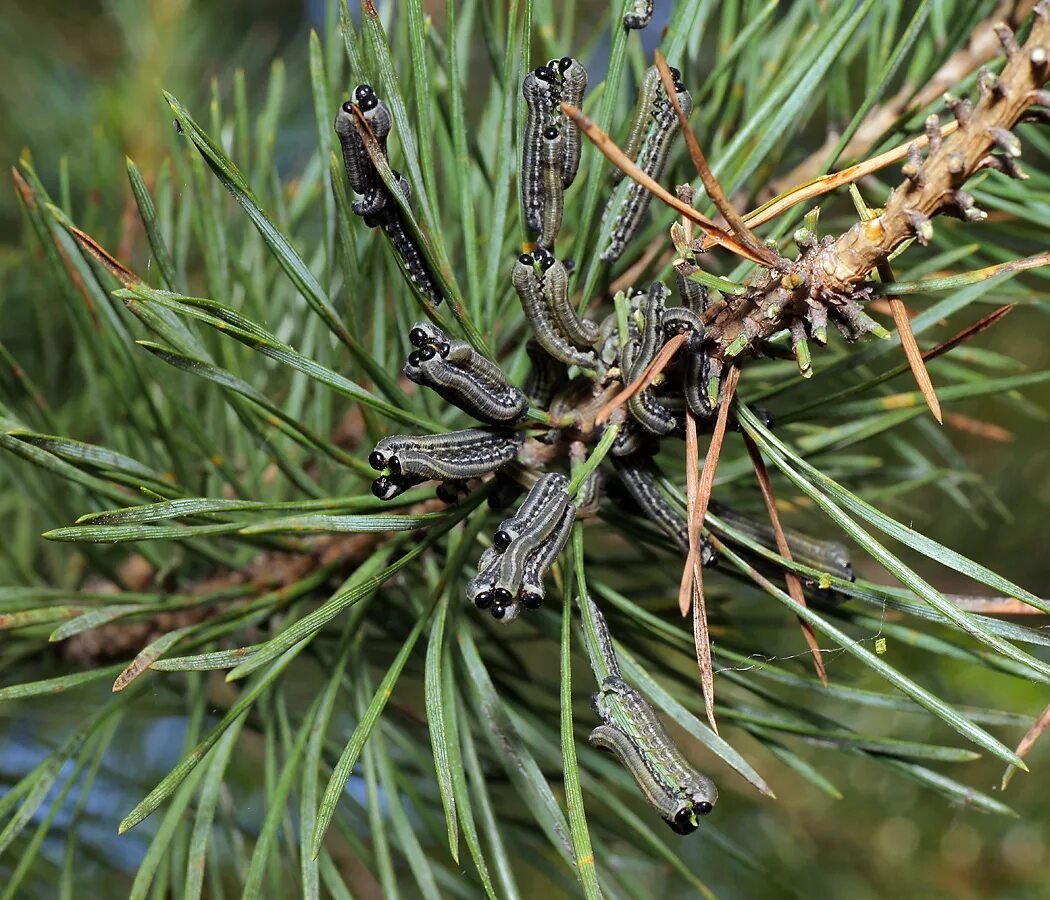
673 258 711 313
625 284 676 436
523 339 569 409
590 676 717 833
612 66 662 187
468 473 575 617
522 65 559 234
601 67 692 263
623 0 656 30
612 454 717 565
540 251 599 349
334 85 392 219
707 500 855 588
492 472 570 551
570 442 603 517
378 207 444 305
663 305 714 420
518 500 576 610
537 126 566 249
404 324 529 425
368 428 522 500
556 57 588 188
512 253 598 370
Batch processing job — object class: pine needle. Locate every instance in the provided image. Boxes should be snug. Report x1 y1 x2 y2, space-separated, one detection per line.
560 102 772 265
1002 702 1050 790
594 333 687 425
653 50 779 267
743 435 828 686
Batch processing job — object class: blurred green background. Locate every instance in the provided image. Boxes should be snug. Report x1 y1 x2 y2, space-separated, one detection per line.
1 1 1048 897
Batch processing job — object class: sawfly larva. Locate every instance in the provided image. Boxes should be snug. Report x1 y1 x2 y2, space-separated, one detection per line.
537 126 566 249
521 65 559 234
591 676 717 833
612 454 717 565
368 429 523 499
623 0 655 30
404 324 529 424
512 252 599 370
556 57 588 188
601 67 692 263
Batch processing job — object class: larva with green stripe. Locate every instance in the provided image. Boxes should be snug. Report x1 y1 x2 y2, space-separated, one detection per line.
611 66 662 188
539 250 599 349
601 67 692 263
663 305 714 420
590 677 717 833
368 429 522 500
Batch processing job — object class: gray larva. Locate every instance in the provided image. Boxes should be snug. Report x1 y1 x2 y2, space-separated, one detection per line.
612 454 717 565
512 252 598 370
591 675 717 833
368 428 522 500
673 258 711 313
468 473 575 618
518 500 575 610
663 305 714 420
601 67 692 263
404 323 529 425
611 66 662 188
334 85 391 219
707 500 855 587
623 0 656 30
625 284 676 436
556 57 588 188
521 65 559 234
537 126 566 249
541 252 599 349
335 87 445 304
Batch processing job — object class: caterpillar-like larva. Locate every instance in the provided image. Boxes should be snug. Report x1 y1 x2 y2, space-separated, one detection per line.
404 323 529 424
601 67 692 263
623 0 655 31
368 428 522 500
591 676 717 834
624 284 677 436
512 251 599 370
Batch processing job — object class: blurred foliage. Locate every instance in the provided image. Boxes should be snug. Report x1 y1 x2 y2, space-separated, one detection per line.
1 0 1049 898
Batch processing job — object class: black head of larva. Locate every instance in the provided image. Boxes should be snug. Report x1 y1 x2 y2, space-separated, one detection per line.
473 590 493 610
368 450 386 471
535 64 554 81
669 808 699 835
518 252 534 265
416 344 437 362
409 327 428 347
522 590 543 609
407 350 423 368
436 341 451 358
340 100 355 115
490 604 506 620
558 56 574 71
359 95 379 112
493 530 512 552
537 255 556 272
493 587 514 607
543 126 560 140
354 84 375 100
695 801 714 816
